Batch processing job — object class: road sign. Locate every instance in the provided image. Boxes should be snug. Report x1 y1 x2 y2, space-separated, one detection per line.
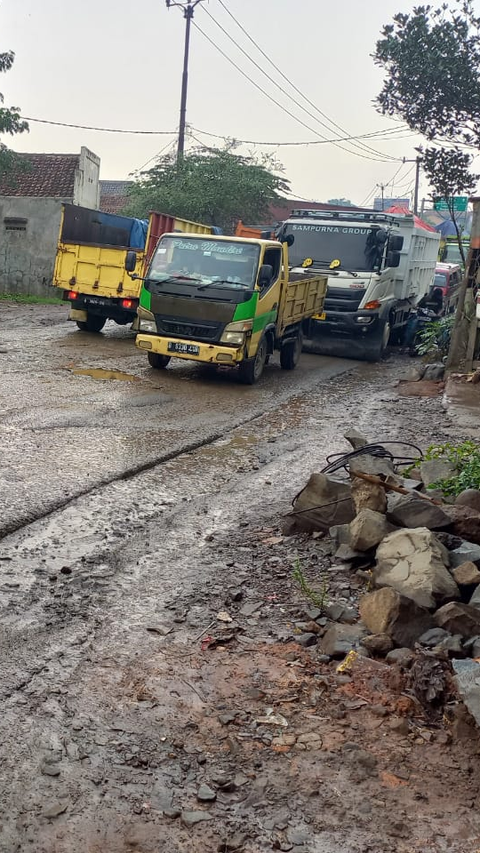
434 196 469 212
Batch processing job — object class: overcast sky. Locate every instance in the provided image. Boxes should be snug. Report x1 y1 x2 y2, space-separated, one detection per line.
1 0 475 205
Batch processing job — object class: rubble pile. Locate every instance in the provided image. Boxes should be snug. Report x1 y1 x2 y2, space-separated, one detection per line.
291 433 480 721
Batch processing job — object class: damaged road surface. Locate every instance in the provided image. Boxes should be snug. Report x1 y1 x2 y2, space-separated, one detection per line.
0 304 479 853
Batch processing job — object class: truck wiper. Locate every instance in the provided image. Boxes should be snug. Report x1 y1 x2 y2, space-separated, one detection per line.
196 279 250 291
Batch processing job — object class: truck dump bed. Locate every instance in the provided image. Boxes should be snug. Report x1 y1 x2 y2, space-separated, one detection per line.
53 205 215 300
279 272 327 330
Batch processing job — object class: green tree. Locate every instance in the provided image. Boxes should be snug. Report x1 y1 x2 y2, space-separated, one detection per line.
126 145 289 234
373 1 480 368
0 50 28 178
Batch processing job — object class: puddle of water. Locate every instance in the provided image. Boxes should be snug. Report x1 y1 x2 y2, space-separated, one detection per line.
71 368 139 382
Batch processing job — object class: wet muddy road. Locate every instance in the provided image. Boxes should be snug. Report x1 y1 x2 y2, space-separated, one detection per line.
0 304 478 853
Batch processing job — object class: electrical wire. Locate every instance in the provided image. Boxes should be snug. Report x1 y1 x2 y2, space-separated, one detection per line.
193 21 399 163
20 113 415 149
202 4 399 163
321 442 424 476
213 0 404 162
135 136 177 172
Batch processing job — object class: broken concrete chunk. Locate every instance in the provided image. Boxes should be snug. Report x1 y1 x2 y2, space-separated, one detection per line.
386 647 415 667
349 509 393 552
360 633 394 655
435 602 480 638
449 541 480 568
329 523 352 549
420 459 456 489
291 473 355 533
344 429 369 450
387 494 451 531
455 489 480 513
349 453 400 483
374 528 459 609
453 562 480 587
320 623 366 659
351 477 387 514
452 658 480 726
359 587 433 648
442 505 480 546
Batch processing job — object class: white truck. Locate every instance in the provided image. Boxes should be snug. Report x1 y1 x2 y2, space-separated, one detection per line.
278 208 440 361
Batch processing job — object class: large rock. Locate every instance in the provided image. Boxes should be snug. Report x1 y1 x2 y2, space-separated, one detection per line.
442 505 480 546
290 473 355 533
469 586 480 610
452 659 480 726
351 477 387 514
455 489 480 513
344 429 368 450
449 540 480 568
420 459 456 489
350 454 400 483
453 562 480 587
435 602 480 638
320 623 366 659
359 587 434 649
329 523 351 549
387 493 450 531
349 509 393 552
374 528 459 609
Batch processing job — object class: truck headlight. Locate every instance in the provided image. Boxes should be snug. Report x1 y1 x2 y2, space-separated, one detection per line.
220 320 252 346
139 319 157 333
221 330 246 346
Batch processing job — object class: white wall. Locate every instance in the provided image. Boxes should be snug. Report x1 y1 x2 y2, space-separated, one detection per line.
74 147 100 209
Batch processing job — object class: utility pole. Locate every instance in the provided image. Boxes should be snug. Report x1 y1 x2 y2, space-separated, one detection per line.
402 150 423 215
166 0 205 161
377 183 385 211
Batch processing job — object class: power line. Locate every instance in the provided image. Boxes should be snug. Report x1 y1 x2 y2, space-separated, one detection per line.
193 20 398 163
20 113 414 149
212 0 401 162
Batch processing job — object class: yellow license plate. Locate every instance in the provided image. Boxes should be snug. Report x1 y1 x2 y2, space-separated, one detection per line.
313 312 327 320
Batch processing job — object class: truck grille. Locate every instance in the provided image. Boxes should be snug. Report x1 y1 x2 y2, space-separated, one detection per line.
324 286 366 313
155 316 223 341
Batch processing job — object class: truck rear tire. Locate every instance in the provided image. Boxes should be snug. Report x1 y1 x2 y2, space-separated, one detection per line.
238 337 267 384
280 332 303 370
363 321 390 362
147 352 171 369
76 314 106 333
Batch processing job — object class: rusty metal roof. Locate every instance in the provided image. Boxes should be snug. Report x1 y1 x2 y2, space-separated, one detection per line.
0 153 80 197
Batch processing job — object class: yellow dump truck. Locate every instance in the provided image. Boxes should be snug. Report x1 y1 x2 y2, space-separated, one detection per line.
128 233 327 383
53 204 215 332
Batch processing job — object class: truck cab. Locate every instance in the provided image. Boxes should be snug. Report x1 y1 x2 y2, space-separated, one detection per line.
131 233 327 384
278 209 439 361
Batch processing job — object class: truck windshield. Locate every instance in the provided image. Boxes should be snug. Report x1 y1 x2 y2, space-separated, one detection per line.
285 223 381 272
148 236 259 289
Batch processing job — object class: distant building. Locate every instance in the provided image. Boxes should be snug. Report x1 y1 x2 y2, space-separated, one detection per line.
0 146 100 296
99 180 133 215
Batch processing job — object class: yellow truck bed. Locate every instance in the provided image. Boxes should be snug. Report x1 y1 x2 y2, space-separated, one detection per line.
279 272 328 331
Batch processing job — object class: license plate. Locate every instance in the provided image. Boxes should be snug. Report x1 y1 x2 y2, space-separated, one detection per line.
313 312 327 320
167 342 200 355
85 297 107 306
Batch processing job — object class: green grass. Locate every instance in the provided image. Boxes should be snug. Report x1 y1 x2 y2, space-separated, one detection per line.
0 292 64 306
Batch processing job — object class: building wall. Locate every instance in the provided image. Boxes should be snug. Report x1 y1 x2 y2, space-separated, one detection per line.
0 196 71 296
74 147 100 209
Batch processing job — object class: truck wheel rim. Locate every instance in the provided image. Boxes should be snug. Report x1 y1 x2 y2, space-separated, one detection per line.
254 340 267 380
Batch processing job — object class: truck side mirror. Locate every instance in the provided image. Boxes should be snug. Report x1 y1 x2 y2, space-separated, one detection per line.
260 230 272 239
258 264 274 289
389 235 404 252
387 251 401 268
281 234 294 247
125 250 137 273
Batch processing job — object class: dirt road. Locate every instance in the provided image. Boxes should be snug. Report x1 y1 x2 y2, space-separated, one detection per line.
0 303 478 853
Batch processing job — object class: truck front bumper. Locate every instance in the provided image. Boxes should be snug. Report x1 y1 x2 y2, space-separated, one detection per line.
136 334 244 365
308 310 381 336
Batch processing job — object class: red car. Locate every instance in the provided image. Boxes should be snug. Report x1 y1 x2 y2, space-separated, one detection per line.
434 263 463 298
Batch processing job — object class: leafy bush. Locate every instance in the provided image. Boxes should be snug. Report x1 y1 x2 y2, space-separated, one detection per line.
417 316 454 359
425 441 480 495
